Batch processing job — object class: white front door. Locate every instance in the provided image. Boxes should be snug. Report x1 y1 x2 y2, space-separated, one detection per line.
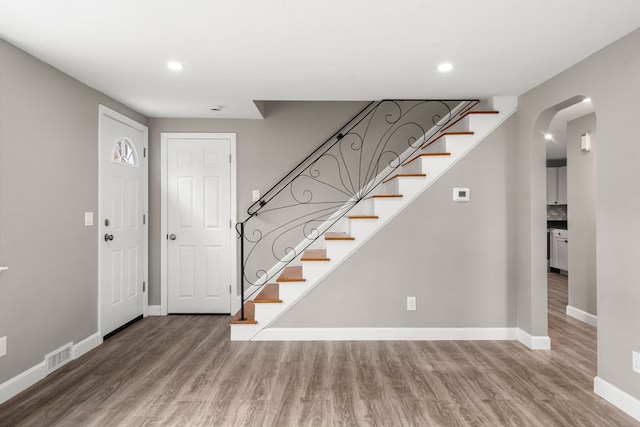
166 135 233 313
99 106 147 336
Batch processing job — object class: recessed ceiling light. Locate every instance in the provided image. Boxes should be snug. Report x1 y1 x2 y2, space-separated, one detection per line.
438 63 453 72
583 97 591 103
167 61 183 71
544 133 553 140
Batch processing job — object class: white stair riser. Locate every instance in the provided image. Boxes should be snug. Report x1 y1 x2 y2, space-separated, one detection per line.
423 137 447 153
230 323 263 340
371 197 405 220
395 177 427 197
278 281 315 302
254 303 284 324
300 261 332 283
414 156 453 178
324 240 355 260
464 115 497 134
401 158 424 175
381 177 425 197
348 219 379 240
442 135 476 156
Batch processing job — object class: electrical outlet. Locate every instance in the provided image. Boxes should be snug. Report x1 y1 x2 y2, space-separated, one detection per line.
0 336 6 357
633 351 640 374
407 296 416 311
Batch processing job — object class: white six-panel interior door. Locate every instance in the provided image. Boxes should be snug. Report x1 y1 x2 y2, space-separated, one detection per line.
161 133 237 314
99 106 148 336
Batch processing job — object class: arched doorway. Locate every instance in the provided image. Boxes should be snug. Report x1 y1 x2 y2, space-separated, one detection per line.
533 95 598 340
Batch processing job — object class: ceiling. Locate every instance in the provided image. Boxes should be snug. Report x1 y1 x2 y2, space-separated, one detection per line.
1 1 638 119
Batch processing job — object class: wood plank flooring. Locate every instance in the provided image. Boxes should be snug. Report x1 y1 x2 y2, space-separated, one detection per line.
1 273 638 426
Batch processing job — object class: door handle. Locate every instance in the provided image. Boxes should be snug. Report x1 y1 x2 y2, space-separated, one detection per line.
104 234 114 242
169 234 177 241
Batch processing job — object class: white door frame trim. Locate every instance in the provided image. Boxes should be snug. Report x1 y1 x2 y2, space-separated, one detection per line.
98 105 149 336
160 133 238 316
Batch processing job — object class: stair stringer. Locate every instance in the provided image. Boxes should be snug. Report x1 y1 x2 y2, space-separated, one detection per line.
231 97 517 341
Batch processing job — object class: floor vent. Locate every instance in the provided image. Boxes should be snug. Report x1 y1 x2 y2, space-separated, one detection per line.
45 342 73 374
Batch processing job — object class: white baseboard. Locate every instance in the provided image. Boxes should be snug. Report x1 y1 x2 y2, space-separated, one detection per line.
72 332 102 359
0 331 102 406
0 361 47 405
594 376 640 421
148 305 164 316
252 327 518 341
566 305 598 327
515 328 551 350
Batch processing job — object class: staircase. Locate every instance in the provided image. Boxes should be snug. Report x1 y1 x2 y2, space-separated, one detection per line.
231 97 517 340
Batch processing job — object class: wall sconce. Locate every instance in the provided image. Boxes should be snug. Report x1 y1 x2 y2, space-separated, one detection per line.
581 132 591 152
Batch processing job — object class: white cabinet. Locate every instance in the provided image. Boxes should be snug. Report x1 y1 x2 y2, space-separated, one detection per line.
556 166 567 204
551 229 568 271
547 166 567 205
547 168 557 204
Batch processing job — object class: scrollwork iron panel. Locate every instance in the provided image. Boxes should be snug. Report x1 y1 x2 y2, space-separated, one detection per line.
237 100 476 309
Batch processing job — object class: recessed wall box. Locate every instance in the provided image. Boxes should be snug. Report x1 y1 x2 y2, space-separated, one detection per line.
453 188 470 202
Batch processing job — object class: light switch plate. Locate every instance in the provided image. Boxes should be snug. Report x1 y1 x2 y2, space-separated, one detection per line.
633 351 640 374
0 336 6 357
407 296 416 311
252 190 260 202
84 212 94 226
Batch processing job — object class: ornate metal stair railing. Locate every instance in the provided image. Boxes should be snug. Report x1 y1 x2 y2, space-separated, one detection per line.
236 99 478 320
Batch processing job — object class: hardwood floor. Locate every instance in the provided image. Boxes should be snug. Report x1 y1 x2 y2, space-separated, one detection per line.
1 273 638 426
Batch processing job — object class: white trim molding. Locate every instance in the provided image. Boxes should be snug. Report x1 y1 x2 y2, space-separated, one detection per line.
594 376 640 422
249 327 552 350
72 332 102 359
566 305 598 327
253 327 519 341
0 333 102 405
148 305 163 316
515 328 551 350
0 361 47 405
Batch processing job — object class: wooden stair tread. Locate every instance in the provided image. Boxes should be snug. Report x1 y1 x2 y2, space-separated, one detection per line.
463 110 499 115
277 266 305 282
347 215 379 219
443 131 474 136
383 173 426 184
253 283 282 303
402 152 451 167
325 232 355 241
229 301 258 325
367 194 403 199
458 100 481 116
301 249 330 261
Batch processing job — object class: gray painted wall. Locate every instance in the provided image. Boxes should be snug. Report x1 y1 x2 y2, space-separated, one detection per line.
2 26 638 408
0 39 147 382
273 116 517 328
516 29 639 399
567 113 597 316
147 102 368 305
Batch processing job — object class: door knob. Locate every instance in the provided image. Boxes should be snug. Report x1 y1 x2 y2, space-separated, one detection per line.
104 234 114 242
169 234 177 240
